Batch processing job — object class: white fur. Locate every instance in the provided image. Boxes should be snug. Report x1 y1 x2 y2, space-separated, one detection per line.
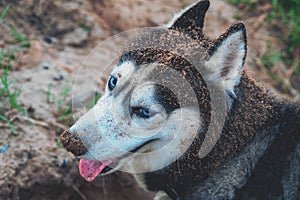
205 30 246 92
105 61 136 95
154 191 171 200
70 60 201 173
120 107 201 173
162 1 199 28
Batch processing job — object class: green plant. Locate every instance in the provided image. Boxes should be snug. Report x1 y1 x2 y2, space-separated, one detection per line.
292 59 300 75
0 4 29 135
260 41 300 98
11 28 30 48
227 0 255 9
46 83 71 112
88 92 101 110
0 67 24 114
268 0 300 74
0 115 17 135
0 4 10 20
0 41 24 114
0 59 24 135
56 139 63 149
0 49 10 68
1 4 30 49
233 13 242 20
79 24 92 33
56 85 71 113
47 83 74 126
261 41 284 68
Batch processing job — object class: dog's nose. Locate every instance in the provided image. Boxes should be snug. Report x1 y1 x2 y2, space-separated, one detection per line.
60 128 88 156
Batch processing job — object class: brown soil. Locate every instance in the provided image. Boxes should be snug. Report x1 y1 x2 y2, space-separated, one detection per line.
0 0 299 200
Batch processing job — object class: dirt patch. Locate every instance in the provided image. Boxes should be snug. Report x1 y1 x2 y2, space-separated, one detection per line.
0 0 299 199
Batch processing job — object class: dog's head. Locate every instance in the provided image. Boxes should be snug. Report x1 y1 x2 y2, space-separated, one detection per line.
61 0 246 182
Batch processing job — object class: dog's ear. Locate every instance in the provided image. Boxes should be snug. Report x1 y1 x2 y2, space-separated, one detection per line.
165 0 210 39
205 23 247 93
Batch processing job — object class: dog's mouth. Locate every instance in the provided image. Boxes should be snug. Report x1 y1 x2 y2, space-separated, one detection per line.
79 139 157 182
79 158 118 182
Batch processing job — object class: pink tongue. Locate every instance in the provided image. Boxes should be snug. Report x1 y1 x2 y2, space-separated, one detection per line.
79 158 114 182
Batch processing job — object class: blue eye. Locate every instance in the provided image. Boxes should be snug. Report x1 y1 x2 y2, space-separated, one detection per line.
133 107 150 119
108 76 117 91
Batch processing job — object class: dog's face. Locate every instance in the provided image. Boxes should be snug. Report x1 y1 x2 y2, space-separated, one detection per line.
61 0 247 182
71 59 202 181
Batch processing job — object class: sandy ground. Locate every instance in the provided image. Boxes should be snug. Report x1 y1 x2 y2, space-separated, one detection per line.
0 0 299 199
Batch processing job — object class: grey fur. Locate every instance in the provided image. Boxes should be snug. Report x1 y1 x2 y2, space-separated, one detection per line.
282 143 300 200
183 125 279 200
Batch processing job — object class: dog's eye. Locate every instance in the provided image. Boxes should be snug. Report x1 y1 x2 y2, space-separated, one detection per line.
108 76 117 91
132 107 150 119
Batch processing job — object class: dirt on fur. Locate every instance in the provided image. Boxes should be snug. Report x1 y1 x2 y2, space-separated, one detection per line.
0 0 298 199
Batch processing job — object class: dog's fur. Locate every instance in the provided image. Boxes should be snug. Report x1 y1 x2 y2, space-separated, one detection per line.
61 1 300 199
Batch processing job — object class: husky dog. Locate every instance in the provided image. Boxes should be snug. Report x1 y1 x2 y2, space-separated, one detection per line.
61 1 300 199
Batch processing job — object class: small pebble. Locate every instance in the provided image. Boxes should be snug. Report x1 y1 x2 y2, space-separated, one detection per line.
65 60 73 65
0 144 8 154
50 154 58 159
54 74 64 81
42 65 49 70
61 158 67 167
27 152 32 159
44 36 53 44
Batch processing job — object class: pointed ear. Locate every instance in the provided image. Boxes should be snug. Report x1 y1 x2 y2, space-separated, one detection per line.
164 0 210 39
205 23 247 92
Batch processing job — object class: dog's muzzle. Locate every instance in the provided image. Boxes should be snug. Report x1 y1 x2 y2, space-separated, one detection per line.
60 129 88 156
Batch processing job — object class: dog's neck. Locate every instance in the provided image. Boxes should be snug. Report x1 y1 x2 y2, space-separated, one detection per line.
142 72 290 199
